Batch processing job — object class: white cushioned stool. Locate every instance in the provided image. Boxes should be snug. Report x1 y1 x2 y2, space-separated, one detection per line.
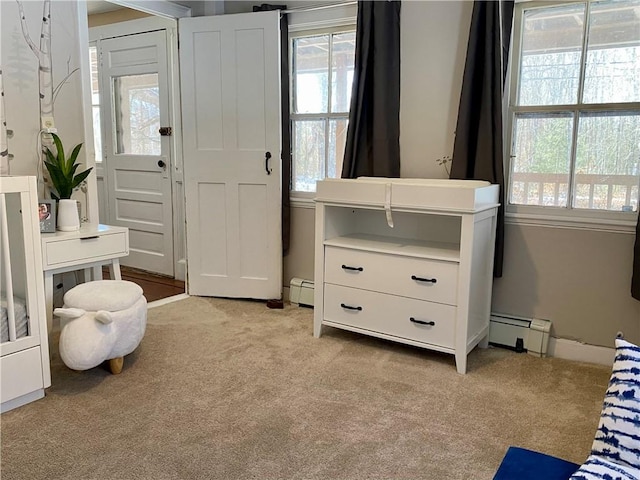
54 280 147 374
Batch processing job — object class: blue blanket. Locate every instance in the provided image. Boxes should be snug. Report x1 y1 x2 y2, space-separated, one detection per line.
493 447 579 480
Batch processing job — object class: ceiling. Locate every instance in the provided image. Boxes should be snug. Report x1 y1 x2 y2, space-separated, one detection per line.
86 1 124 15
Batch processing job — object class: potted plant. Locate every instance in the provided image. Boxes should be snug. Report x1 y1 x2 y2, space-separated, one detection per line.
43 133 92 231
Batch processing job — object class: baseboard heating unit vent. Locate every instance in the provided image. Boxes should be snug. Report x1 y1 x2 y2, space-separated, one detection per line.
289 278 314 307
489 314 551 357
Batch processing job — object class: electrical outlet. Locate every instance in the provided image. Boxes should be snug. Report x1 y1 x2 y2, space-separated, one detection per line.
41 116 55 130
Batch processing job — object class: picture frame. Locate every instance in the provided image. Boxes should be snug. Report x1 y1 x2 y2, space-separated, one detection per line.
38 200 56 233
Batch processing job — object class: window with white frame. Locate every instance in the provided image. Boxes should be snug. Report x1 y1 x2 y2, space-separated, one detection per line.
508 0 640 218
89 44 102 163
290 28 356 193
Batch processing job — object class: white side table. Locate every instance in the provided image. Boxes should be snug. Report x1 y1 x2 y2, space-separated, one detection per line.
41 224 129 331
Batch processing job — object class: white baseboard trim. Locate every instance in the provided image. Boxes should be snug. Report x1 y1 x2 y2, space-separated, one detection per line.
148 293 190 309
547 337 615 367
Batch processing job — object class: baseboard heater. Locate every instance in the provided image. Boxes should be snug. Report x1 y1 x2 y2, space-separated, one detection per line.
289 278 314 308
489 313 551 357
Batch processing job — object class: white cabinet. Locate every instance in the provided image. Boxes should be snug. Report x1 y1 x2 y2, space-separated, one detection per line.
1 176 51 413
313 178 500 374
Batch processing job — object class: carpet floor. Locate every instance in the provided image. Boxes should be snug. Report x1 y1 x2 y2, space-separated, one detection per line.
0 296 611 479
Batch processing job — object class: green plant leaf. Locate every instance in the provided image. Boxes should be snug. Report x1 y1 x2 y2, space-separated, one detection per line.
44 147 57 166
43 161 67 198
70 167 93 190
51 133 66 174
69 143 83 164
42 135 87 199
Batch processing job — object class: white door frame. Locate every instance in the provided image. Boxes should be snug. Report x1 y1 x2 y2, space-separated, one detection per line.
76 1 217 281
89 16 186 281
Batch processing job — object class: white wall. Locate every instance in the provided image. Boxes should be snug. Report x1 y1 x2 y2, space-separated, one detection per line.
493 225 639 345
1 1 92 213
400 1 472 179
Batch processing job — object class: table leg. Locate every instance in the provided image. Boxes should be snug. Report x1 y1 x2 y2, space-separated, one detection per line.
109 258 122 281
44 272 54 333
82 268 91 283
92 266 103 281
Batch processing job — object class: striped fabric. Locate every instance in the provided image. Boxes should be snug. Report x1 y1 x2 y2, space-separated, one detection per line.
570 455 638 480
570 338 640 480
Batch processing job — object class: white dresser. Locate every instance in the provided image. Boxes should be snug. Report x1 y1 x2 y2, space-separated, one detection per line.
313 178 500 374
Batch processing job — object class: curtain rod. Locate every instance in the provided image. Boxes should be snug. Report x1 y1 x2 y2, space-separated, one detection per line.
281 1 357 15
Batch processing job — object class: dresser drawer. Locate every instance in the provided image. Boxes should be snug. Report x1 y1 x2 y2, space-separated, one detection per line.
323 284 456 349
43 231 128 269
324 246 458 305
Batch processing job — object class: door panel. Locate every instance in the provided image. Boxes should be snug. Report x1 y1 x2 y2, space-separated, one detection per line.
100 30 174 276
180 12 282 299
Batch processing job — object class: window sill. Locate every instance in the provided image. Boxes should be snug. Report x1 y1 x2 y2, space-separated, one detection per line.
505 212 637 234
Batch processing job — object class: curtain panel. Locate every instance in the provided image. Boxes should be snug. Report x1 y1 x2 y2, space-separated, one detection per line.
450 0 514 278
253 4 291 254
341 0 401 179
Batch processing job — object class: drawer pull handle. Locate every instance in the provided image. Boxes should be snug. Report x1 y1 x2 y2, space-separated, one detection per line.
341 265 363 272
411 275 437 284
80 236 99 241
410 317 435 326
341 303 362 311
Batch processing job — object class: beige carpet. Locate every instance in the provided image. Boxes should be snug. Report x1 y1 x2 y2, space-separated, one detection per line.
1 297 611 480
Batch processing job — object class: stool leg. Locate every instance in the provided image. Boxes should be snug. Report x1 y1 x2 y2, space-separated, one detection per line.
109 357 124 375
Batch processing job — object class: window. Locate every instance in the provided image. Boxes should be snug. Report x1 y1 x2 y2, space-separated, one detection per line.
508 0 640 218
113 74 161 155
291 28 356 192
89 45 102 163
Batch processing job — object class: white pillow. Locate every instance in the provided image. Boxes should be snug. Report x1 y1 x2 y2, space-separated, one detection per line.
569 338 640 480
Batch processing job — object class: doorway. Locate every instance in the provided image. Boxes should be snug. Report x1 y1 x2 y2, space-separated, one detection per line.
85 3 284 302
88 12 186 300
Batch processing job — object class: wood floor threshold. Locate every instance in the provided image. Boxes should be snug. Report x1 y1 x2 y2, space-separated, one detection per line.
102 266 186 303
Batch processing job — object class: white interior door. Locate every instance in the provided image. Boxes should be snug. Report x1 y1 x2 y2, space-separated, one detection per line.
179 11 282 299
100 30 174 276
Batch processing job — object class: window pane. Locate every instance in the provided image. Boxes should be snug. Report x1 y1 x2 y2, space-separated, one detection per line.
89 46 102 163
331 32 355 113
92 106 102 163
510 114 574 207
293 35 329 114
518 4 585 106
113 74 160 155
583 0 640 104
573 112 640 211
328 118 348 178
293 120 325 192
90 46 99 98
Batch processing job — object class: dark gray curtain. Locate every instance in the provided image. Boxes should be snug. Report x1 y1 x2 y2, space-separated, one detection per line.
450 0 514 278
253 4 291 254
341 0 401 179
633 217 640 300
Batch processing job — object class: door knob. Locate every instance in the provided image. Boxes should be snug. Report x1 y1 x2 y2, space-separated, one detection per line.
158 160 166 168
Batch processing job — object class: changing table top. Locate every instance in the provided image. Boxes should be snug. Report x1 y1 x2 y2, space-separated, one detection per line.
315 177 500 212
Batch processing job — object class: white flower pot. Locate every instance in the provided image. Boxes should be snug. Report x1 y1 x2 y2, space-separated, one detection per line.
57 199 80 231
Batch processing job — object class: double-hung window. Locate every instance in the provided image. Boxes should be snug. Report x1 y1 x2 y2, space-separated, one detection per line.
89 44 102 163
290 28 356 193
508 0 640 223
